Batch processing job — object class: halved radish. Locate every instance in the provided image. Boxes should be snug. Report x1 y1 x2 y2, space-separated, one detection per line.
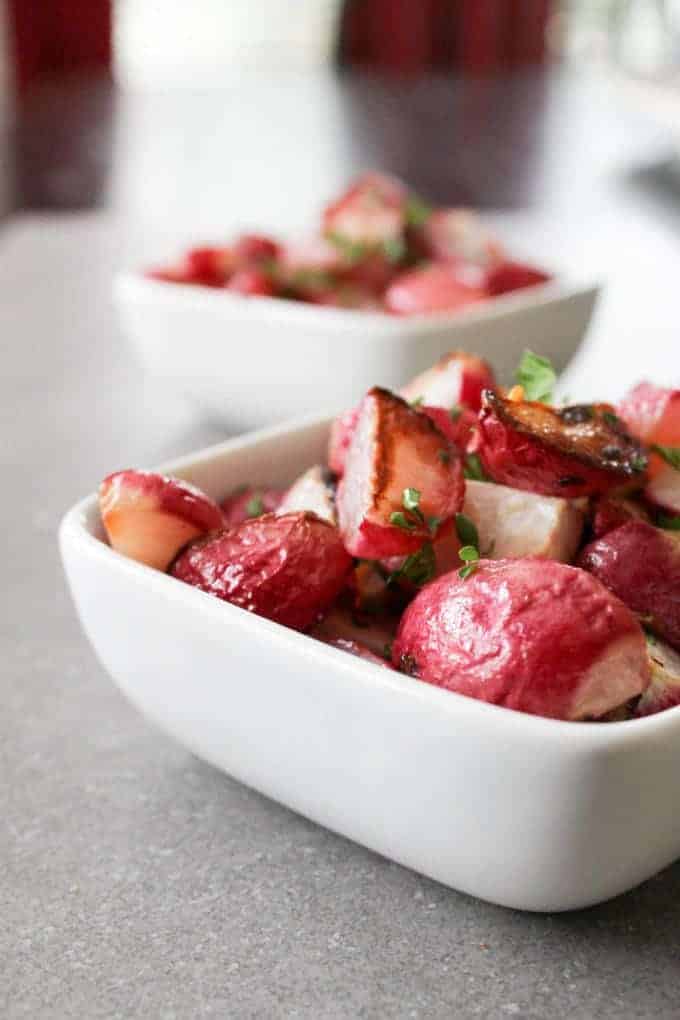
400 350 495 412
278 465 337 524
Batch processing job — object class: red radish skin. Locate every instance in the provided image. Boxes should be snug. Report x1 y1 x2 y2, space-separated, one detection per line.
485 260 551 296
392 559 649 721
578 521 680 651
220 487 284 528
636 638 680 717
400 350 495 412
99 470 225 571
421 405 478 453
336 387 464 559
323 172 406 245
185 246 232 286
419 208 505 266
233 234 280 266
476 391 648 498
171 512 352 631
227 269 276 297
590 496 649 538
644 465 680 516
384 265 485 317
328 407 360 477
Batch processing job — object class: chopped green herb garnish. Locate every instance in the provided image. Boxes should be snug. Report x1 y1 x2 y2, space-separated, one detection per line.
652 445 680 471
455 512 479 549
326 232 370 265
631 453 649 473
388 543 436 588
403 487 421 512
390 511 415 531
516 350 556 404
602 410 622 429
449 405 463 422
383 236 406 263
410 395 425 408
405 194 432 228
658 513 680 530
245 494 265 518
383 642 393 660
463 453 488 482
459 545 480 563
427 515 442 536
458 563 479 581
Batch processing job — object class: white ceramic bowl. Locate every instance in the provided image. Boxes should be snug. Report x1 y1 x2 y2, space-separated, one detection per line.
115 272 600 431
60 415 680 913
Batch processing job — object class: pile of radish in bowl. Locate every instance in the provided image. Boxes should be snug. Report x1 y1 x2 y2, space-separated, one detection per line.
95 349 680 724
146 172 550 315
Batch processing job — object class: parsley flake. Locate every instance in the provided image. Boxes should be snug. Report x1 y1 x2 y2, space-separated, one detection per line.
388 543 436 588
455 513 479 549
658 513 680 530
410 395 425 408
383 237 406 263
463 453 488 481
516 350 556 404
449 405 463 422
245 494 265 518
405 194 432 228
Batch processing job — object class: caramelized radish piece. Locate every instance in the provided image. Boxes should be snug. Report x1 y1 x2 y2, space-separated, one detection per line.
277 465 337 524
384 265 485 317
99 470 224 571
328 406 360 477
644 465 680 517
400 350 495 412
476 391 648 498
420 208 505 265
337 388 464 559
485 260 551 296
463 480 584 562
220 487 284 528
172 512 352 631
392 560 649 721
578 520 680 651
323 172 406 245
635 637 680 717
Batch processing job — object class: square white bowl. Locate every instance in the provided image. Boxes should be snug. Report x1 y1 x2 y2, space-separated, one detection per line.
59 415 680 913
115 271 600 431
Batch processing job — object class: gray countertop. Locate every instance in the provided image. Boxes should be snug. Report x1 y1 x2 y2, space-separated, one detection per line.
4 70 680 1019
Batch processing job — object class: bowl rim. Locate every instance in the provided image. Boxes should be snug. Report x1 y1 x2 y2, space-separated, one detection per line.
114 267 602 336
60 411 680 752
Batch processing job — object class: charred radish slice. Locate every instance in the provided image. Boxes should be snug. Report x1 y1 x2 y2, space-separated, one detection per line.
463 480 584 562
578 520 680 651
400 350 495 413
392 559 649 721
476 391 648 498
635 636 680 717
336 387 464 559
277 465 337 524
99 470 225 571
171 512 352 631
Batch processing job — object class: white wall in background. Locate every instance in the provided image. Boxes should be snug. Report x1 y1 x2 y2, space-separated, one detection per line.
115 0 342 88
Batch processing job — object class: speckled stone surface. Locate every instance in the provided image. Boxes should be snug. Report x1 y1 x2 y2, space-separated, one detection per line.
4 211 680 1020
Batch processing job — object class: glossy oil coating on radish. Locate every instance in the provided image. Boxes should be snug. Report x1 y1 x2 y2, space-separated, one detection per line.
392 560 649 721
463 480 583 562
476 391 648 498
171 512 352 631
578 521 680 650
99 470 225 571
384 265 485 317
400 350 495 412
277 465 337 524
635 637 680 717
220 487 284 528
336 387 464 559
323 172 406 245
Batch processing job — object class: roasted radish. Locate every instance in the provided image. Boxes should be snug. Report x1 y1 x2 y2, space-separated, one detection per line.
323 172 406 246
277 465 337 524
644 465 680 519
463 480 584 562
328 406 360 477
99 470 224 571
419 208 504 266
578 520 680 651
392 559 649 721
636 636 680 717
476 391 648 498
400 350 495 413
171 512 352 631
220 487 284 528
336 388 464 559
384 265 485 317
